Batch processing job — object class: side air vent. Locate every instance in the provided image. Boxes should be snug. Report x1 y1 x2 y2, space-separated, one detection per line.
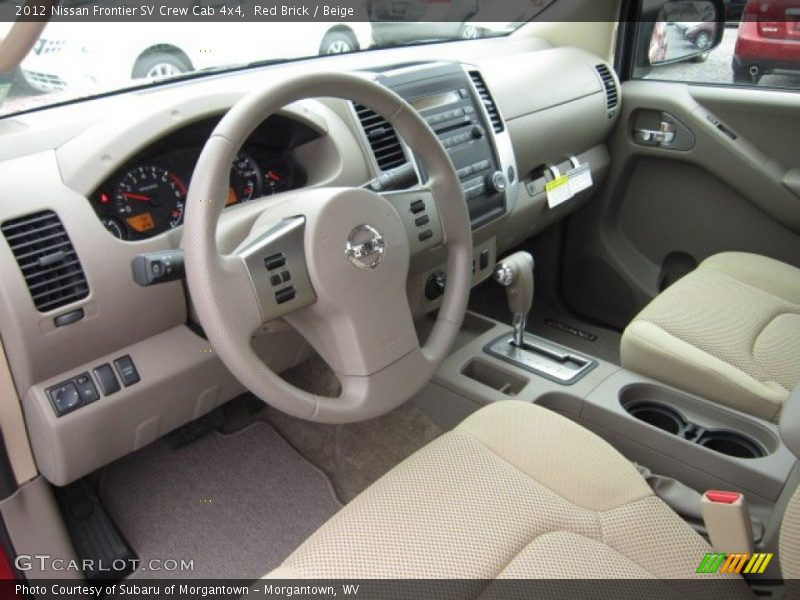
595 64 619 110
468 71 504 134
1 210 90 312
353 103 407 171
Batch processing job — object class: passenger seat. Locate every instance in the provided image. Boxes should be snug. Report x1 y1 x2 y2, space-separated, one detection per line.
621 252 800 422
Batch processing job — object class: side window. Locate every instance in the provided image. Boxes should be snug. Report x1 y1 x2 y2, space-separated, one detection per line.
635 0 800 90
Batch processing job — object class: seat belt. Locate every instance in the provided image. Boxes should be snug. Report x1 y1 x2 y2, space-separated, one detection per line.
633 463 763 549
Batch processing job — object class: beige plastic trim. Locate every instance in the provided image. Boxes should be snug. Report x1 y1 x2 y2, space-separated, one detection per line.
0 338 36 485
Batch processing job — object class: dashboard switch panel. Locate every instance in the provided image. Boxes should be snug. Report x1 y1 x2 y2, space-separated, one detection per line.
93 364 120 396
114 356 140 387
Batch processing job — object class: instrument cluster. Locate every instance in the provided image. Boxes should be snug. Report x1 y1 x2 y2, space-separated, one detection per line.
89 114 313 240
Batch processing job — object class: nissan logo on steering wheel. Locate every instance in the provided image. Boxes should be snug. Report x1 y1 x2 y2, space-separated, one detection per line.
345 224 386 270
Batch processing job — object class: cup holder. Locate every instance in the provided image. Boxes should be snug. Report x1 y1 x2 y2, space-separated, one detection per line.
622 397 769 459
626 402 687 436
697 430 766 459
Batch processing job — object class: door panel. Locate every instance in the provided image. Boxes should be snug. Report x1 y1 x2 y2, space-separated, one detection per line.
562 80 800 330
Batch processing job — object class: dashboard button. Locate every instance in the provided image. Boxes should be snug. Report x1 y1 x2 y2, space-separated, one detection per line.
93 364 120 395
114 356 140 387
75 373 100 404
48 382 81 416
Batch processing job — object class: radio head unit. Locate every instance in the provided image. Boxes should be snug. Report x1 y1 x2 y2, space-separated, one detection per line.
353 62 518 230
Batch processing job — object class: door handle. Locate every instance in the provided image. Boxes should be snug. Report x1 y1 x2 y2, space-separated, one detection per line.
635 120 677 145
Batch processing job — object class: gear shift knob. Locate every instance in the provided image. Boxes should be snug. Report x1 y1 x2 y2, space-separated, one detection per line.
494 252 535 347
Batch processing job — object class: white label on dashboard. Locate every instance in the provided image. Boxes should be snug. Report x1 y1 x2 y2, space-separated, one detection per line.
546 175 572 208
567 163 593 196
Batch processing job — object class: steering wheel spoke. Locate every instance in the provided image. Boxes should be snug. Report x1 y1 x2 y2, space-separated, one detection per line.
234 216 316 324
381 187 444 256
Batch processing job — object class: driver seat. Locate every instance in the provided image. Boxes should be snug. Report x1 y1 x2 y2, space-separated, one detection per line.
264 401 798 586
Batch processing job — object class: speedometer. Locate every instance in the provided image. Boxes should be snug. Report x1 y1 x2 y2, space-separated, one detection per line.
114 166 186 236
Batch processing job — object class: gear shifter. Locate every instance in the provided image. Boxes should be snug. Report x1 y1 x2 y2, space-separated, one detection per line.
493 252 534 348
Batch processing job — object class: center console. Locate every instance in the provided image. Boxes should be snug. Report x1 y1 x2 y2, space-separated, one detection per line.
419 310 797 534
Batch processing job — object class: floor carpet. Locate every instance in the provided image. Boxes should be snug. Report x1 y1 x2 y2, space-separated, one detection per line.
99 422 341 579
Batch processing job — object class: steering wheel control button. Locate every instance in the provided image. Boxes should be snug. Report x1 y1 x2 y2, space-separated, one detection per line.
75 373 100 404
415 215 430 227
269 274 282 287
114 356 140 387
275 287 297 305
409 199 425 214
280 271 291 283
93 364 121 396
419 230 434 242
345 225 386 270
264 253 286 271
48 382 81 416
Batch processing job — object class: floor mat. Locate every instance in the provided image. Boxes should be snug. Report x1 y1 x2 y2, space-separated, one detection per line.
99 422 341 579
469 282 622 364
263 401 443 503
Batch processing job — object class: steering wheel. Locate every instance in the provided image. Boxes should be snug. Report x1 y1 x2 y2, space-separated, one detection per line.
183 72 472 424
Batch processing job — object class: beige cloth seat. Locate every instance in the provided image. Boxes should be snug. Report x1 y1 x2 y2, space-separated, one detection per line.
264 401 763 589
621 252 800 422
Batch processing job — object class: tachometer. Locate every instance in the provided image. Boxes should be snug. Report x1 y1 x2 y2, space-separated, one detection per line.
263 158 295 195
228 151 262 205
114 166 186 236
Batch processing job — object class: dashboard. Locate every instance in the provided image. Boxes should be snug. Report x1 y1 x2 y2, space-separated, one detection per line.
88 114 318 240
0 36 620 486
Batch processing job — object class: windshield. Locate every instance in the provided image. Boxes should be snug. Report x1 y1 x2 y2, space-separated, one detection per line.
0 1 533 118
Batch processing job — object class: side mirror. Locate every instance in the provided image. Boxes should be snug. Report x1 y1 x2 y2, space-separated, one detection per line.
647 0 724 66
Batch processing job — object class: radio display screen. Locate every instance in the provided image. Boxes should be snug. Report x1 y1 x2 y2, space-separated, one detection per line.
411 91 461 112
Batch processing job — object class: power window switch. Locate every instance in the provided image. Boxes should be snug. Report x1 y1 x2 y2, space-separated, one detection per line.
114 355 140 387
74 373 100 404
93 364 120 395
48 382 81 416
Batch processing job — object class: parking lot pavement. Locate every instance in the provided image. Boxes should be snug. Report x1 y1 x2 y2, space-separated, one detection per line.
647 26 800 88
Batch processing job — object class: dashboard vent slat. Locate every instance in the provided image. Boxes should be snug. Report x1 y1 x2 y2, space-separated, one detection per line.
468 71 504 134
353 103 408 171
594 64 619 110
1 210 89 313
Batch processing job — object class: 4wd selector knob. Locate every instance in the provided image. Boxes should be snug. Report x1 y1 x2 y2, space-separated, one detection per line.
488 171 508 193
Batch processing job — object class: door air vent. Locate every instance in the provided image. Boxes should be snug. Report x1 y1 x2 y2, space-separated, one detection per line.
353 103 408 171
468 71 504 134
1 210 90 312
595 64 619 110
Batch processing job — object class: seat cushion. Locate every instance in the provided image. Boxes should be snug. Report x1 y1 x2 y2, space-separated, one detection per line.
265 401 748 589
621 252 800 422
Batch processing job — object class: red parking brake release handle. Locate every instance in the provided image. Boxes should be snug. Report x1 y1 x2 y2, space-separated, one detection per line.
705 490 742 504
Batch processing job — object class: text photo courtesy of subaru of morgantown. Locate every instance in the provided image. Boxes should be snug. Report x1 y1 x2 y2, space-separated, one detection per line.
0 0 799 598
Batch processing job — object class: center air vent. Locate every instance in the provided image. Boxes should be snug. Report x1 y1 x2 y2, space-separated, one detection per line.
468 71 504 134
353 103 408 171
595 64 619 111
1 210 90 312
